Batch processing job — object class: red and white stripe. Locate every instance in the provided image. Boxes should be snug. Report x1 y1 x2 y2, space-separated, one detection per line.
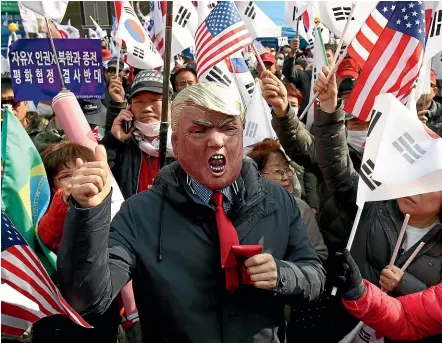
195 21 252 78
1 245 90 337
347 7 389 68
344 28 424 121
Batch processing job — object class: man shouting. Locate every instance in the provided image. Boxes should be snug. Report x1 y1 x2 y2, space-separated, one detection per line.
58 81 325 343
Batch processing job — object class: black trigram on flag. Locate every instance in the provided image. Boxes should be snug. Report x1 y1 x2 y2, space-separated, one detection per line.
245 82 255 95
332 7 354 21
208 2 217 10
292 6 298 21
133 46 145 59
124 5 136 17
206 65 232 87
244 1 257 20
392 132 426 164
429 10 442 38
175 6 191 28
308 38 314 49
367 110 382 137
245 121 258 138
360 159 382 191
358 327 371 343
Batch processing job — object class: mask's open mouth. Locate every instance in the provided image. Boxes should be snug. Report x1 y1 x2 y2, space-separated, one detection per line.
208 154 226 174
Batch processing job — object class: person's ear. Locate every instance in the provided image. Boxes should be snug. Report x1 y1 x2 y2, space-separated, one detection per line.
172 131 179 159
22 117 30 128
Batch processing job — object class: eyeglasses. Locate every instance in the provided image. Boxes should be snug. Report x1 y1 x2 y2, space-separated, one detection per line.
107 68 117 74
1 98 23 109
262 168 293 179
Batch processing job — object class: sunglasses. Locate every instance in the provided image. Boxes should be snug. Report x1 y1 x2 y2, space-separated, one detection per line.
1 98 23 109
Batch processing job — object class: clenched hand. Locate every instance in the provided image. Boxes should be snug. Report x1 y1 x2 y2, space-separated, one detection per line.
245 253 278 290
70 145 112 208
260 70 288 117
380 265 404 293
313 66 338 113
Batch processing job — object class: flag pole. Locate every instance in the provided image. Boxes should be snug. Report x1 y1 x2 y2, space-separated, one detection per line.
45 18 66 90
252 43 267 72
115 42 122 79
159 1 173 170
298 0 356 122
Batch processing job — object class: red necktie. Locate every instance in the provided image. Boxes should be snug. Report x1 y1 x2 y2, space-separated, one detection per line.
212 192 240 292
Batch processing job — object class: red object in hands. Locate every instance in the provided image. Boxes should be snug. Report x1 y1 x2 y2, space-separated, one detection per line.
212 193 262 292
231 245 263 285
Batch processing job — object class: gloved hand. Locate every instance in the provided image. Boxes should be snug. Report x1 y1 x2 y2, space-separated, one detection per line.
333 250 366 300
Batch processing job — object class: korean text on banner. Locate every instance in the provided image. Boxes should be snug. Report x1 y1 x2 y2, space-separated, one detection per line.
8 39 104 102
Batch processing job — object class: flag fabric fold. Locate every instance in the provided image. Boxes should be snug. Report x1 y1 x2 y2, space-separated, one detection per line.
344 1 427 121
356 93 442 207
20 1 68 22
235 1 281 39
1 211 91 338
115 1 163 69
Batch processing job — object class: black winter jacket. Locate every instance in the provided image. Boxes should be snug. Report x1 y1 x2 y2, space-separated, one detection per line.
427 100 442 135
58 159 325 343
282 58 312 118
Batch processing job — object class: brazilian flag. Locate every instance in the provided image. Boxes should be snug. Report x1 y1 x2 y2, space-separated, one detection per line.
1 107 56 275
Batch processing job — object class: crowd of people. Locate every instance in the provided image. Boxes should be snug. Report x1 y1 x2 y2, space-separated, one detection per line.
1 31 442 343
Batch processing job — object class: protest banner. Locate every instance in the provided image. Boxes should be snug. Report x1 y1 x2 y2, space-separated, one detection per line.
8 38 104 102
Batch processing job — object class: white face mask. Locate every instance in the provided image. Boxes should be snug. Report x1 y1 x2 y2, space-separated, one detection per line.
276 58 284 67
347 130 368 154
134 120 160 137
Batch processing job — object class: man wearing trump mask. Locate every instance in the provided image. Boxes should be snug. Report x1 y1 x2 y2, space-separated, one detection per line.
58 81 325 343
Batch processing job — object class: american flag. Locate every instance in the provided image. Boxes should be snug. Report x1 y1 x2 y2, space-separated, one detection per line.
347 1 396 68
195 1 253 78
344 1 426 121
1 211 91 337
252 40 271 55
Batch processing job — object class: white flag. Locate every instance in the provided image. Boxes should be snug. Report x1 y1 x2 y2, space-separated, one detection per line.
90 16 107 39
306 25 328 130
236 1 281 39
196 1 218 24
315 1 377 44
424 1 442 61
115 1 163 70
415 58 432 99
357 93 442 207
88 28 99 40
284 3 329 49
53 20 80 39
243 83 277 148
1 55 10 78
17 1 41 34
200 52 255 110
20 1 68 22
432 52 442 79
172 1 198 58
372 97 442 184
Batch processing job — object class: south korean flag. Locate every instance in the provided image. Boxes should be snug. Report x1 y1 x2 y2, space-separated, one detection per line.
424 1 442 61
172 2 198 57
115 1 163 69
